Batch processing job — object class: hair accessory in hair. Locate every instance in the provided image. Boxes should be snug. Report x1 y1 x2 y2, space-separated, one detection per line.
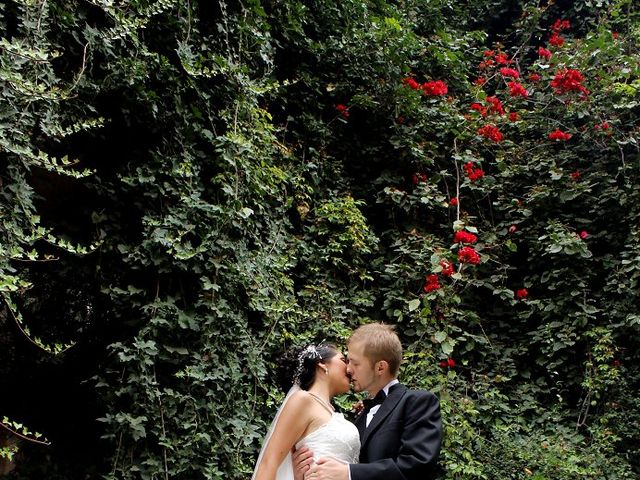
293 345 322 385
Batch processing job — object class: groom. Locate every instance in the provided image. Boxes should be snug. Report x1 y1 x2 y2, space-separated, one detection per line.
293 323 442 480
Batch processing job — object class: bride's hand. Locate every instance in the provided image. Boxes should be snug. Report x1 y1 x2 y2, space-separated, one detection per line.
352 400 364 415
292 446 314 480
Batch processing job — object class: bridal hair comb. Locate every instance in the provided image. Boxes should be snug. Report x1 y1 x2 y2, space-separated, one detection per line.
293 345 322 385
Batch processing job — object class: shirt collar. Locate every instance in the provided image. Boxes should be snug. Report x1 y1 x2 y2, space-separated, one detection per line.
382 379 399 395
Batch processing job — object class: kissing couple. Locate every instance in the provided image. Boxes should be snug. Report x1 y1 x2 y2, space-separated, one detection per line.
251 323 442 480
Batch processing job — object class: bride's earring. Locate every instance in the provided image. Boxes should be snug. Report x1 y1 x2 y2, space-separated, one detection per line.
324 368 329 375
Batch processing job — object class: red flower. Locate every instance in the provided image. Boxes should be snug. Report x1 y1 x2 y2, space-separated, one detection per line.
612 32 619 40
464 162 485 182
423 274 441 293
449 197 459 206
478 124 504 142
412 173 428 185
335 104 349 118
483 50 495 57
549 129 572 141
549 32 565 47
495 52 510 65
402 77 421 90
454 230 478 244
551 69 588 96
439 359 455 368
439 260 454 277
474 76 488 86
508 81 528 98
500 67 520 79
509 112 519 122
538 47 552 60
528 73 542 82
458 246 481 264
595 121 610 131
486 96 505 115
471 102 488 116
570 171 581 180
422 80 448 96
508 224 517 234
515 288 528 300
552 19 571 32
579 230 589 239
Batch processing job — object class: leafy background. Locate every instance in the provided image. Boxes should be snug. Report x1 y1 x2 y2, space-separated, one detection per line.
0 0 638 479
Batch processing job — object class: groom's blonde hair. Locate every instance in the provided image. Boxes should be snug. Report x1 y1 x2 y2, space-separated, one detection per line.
348 323 403 376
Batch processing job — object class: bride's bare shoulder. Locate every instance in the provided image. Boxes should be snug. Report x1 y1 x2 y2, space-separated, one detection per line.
277 390 316 425
286 389 314 408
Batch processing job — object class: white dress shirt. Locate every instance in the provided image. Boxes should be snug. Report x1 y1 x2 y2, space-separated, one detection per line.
365 379 400 427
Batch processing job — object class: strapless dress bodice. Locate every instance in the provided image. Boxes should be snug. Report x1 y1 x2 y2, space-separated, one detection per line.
295 412 360 464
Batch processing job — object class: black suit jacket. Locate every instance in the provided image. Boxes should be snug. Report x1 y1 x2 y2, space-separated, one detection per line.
350 383 442 480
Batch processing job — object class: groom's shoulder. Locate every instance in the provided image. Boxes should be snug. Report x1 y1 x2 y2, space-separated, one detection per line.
401 385 439 403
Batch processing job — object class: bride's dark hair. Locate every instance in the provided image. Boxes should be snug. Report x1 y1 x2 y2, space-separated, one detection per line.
277 344 339 391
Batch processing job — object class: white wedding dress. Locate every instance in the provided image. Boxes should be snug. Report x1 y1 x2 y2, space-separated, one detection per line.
252 386 361 480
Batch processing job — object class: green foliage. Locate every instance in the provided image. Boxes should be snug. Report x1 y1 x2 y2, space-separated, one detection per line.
1 0 639 479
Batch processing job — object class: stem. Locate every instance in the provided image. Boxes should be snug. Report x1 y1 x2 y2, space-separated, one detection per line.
0 421 50 446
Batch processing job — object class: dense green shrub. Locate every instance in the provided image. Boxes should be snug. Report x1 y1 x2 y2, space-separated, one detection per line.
1 0 638 478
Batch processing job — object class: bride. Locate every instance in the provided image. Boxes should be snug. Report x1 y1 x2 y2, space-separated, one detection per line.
252 344 360 480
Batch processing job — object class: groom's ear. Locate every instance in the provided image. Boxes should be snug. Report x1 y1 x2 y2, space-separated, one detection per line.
376 360 389 375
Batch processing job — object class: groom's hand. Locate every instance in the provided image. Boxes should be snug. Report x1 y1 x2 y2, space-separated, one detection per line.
306 457 348 480
292 446 314 480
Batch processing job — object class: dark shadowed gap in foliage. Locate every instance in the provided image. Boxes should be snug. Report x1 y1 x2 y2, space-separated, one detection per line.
0 259 116 479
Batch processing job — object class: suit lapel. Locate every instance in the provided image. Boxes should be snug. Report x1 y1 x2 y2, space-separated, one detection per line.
361 383 407 447
355 409 367 439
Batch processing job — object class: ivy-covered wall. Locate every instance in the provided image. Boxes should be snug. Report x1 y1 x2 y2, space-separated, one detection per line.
1 0 639 479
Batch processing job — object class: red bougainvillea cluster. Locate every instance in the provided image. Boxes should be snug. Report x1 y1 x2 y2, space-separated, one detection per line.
422 232 480 296
508 81 528 98
439 358 456 369
402 77 448 96
480 50 512 69
464 161 485 181
468 100 496 119
423 259 456 293
412 172 428 185
477 124 504 142
422 80 448 96
440 260 454 276
335 104 349 118
458 246 481 264
500 67 520 79
549 129 572 141
538 47 552 60
515 288 528 300
454 230 477 244
463 17 591 150
549 18 570 47
551 68 588 96
423 274 441 293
